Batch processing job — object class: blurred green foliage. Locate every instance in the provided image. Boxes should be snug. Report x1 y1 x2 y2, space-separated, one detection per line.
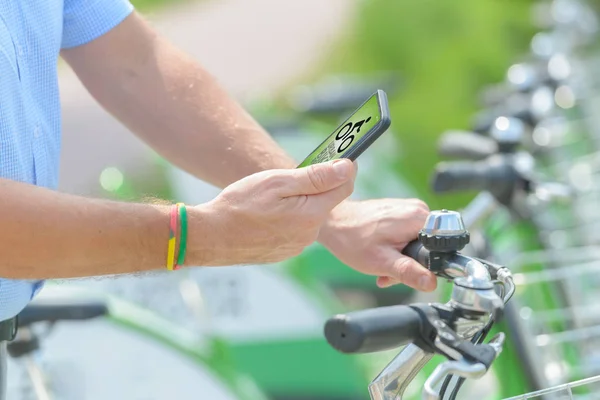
318 0 537 210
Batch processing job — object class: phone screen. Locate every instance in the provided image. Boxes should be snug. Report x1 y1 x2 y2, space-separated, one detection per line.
297 92 386 168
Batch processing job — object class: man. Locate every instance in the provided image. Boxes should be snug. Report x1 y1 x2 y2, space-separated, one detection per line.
0 0 436 324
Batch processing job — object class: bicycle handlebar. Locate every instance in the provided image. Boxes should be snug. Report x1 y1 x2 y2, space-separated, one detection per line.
432 160 491 192
432 150 573 212
324 305 423 353
17 302 108 328
402 240 429 266
437 130 498 160
432 157 518 194
323 209 514 399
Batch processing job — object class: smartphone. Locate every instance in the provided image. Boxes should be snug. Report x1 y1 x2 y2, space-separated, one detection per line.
297 90 391 168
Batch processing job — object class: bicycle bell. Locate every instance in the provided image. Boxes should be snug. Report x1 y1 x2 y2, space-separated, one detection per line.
418 210 470 253
419 210 504 319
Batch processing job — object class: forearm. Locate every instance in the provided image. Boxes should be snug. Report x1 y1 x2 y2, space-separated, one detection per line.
0 178 209 279
61 12 295 189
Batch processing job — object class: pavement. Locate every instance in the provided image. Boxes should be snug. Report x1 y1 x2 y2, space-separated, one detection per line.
58 0 355 195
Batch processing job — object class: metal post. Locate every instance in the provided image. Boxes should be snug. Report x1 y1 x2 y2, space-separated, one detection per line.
0 341 7 400
0 317 18 400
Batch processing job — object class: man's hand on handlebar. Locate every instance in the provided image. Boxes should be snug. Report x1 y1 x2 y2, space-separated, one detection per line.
324 209 513 399
318 198 437 292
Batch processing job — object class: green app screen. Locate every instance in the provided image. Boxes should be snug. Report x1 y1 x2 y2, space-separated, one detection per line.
297 94 381 167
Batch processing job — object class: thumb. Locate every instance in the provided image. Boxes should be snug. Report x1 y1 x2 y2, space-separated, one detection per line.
282 159 355 197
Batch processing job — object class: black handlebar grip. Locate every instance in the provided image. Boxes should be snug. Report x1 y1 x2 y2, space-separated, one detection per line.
438 130 498 160
324 305 423 353
402 240 429 267
17 302 109 327
432 160 492 193
432 157 519 197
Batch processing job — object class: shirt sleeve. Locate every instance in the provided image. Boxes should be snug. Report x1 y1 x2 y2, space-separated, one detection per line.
61 0 135 49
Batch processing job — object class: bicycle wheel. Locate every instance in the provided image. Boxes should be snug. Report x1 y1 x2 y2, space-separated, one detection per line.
6 284 270 400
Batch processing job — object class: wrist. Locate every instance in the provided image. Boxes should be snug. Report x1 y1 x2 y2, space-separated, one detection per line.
185 203 219 266
317 200 350 251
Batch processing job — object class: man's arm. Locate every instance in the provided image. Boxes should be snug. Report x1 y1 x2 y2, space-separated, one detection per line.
0 161 354 279
60 9 437 291
0 178 179 279
61 11 296 190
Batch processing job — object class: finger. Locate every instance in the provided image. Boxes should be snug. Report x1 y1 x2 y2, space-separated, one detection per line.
406 198 430 213
376 276 420 288
392 221 427 246
376 276 396 288
282 159 355 197
305 178 355 213
385 252 437 292
390 203 431 245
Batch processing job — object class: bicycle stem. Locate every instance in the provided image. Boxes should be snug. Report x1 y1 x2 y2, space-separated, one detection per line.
407 244 507 320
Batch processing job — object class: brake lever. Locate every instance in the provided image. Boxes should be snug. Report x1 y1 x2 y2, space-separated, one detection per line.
368 306 504 400
423 361 486 400
423 333 505 400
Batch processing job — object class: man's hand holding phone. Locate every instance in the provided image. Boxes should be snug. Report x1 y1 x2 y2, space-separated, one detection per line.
189 90 435 292
189 159 357 266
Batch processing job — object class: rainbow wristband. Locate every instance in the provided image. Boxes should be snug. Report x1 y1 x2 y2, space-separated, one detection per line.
175 202 188 270
166 204 179 271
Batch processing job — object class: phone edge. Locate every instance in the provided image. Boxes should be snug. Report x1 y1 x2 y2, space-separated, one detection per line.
343 89 392 162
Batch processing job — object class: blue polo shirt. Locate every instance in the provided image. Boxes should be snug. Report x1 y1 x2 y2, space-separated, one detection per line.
0 0 134 320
